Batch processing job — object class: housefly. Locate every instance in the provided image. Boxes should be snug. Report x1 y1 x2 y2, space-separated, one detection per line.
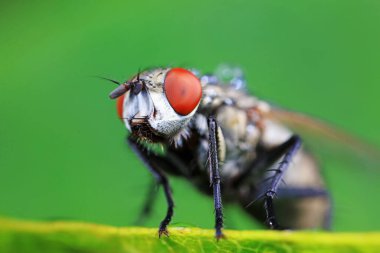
106 66 380 239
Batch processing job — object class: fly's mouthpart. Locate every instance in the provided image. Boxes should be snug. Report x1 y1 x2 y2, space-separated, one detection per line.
130 117 165 143
130 117 148 125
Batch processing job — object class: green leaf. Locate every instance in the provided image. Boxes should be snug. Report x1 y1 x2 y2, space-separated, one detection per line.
0 217 379 253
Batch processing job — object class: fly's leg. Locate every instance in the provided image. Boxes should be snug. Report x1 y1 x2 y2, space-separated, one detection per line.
261 135 302 229
234 135 330 229
128 137 174 237
157 176 174 237
208 116 224 239
134 178 158 226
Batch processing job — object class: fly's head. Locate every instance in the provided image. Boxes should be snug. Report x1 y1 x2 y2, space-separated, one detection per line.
109 68 202 143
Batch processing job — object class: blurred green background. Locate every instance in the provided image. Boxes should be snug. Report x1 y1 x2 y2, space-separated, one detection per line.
0 0 379 232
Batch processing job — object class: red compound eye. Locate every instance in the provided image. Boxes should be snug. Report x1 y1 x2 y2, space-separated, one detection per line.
164 68 202 115
116 93 125 120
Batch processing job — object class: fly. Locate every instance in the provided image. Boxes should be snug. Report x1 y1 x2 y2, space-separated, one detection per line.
106 66 380 239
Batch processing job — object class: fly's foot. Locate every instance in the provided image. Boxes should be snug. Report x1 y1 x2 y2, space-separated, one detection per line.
266 217 288 230
215 230 225 241
158 226 169 238
266 218 279 230
264 192 289 230
158 216 171 238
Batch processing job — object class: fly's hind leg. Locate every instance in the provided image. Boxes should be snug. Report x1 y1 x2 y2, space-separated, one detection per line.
261 135 302 229
236 135 331 229
242 186 331 229
233 135 302 229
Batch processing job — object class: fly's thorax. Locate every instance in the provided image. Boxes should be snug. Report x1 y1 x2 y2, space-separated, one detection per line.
200 84 266 110
116 68 202 143
198 84 271 151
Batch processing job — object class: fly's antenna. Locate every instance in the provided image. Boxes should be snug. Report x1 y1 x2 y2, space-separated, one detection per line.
136 68 141 82
100 77 131 99
109 81 132 99
94 76 121 86
94 75 130 99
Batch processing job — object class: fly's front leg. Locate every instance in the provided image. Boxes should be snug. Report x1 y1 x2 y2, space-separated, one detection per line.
128 137 174 237
207 116 224 239
157 176 174 237
262 135 302 229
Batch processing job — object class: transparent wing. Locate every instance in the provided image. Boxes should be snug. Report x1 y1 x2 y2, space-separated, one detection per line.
268 107 380 231
269 107 380 169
